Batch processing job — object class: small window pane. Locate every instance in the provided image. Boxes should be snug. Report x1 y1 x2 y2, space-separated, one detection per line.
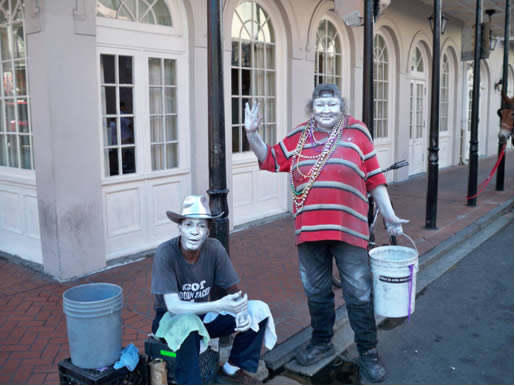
104 118 118 146
232 42 240 66
120 117 134 144
149 88 162 114
231 69 240 95
12 23 23 58
119 87 133 114
164 59 175 85
15 64 26 95
149 58 162 85
241 42 251 67
102 86 117 115
7 134 18 167
101 54 116 84
166 143 178 168
232 126 240 152
242 128 249 152
155 2 172 26
118 56 133 84
241 69 251 95
5 100 14 132
267 72 275 96
106 148 119 176
232 98 239 125
0 135 6 165
265 45 274 69
151 144 164 170
0 26 11 61
17 99 28 132
19 134 31 169
3 61 13 96
122 147 136 174
150 116 163 142
165 116 177 141
164 87 176 114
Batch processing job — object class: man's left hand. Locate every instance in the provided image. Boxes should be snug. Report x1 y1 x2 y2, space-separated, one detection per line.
234 313 251 333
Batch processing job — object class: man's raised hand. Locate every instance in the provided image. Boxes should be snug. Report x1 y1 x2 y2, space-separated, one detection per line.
244 102 262 133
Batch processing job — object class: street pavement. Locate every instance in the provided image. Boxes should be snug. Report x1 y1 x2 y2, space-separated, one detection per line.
376 221 514 385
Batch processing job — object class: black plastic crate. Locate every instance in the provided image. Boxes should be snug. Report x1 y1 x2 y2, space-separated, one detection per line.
58 355 148 385
144 336 219 384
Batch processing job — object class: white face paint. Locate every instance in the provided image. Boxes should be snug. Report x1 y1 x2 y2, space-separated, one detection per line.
313 96 342 129
178 218 209 252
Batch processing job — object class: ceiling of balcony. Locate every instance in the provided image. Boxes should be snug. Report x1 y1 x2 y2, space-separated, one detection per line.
418 0 514 38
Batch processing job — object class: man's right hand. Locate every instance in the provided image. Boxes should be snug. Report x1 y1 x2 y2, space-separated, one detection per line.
218 291 248 315
244 102 262 133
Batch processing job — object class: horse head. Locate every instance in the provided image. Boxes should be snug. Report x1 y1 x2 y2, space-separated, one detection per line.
498 91 514 143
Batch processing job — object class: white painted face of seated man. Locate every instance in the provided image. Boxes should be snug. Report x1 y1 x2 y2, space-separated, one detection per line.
178 218 209 252
313 94 342 130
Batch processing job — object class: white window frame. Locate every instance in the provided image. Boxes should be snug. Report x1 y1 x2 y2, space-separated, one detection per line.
439 53 449 132
96 0 173 26
96 46 189 185
0 0 33 172
230 0 276 154
314 18 342 90
373 34 389 139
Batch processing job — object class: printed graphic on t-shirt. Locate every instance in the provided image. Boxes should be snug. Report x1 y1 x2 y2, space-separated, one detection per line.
179 280 210 301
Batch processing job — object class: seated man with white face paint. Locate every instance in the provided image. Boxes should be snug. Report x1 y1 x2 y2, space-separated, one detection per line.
151 195 274 385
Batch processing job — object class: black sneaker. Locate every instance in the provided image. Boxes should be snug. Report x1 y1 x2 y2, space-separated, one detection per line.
295 341 335 366
359 348 386 383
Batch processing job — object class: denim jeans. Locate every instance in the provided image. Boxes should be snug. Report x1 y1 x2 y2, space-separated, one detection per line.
152 311 267 384
297 240 377 354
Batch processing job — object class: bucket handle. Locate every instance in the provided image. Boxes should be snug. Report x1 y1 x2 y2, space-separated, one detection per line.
399 232 418 255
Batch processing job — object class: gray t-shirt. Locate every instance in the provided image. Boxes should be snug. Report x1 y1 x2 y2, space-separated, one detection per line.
151 236 240 312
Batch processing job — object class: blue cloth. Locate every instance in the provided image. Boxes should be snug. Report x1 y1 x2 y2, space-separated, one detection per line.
113 343 139 372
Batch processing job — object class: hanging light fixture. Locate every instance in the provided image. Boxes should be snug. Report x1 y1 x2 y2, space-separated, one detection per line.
428 13 448 34
486 9 498 51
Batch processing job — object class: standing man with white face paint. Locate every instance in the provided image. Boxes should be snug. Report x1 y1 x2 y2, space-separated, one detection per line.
151 195 274 384
244 83 408 383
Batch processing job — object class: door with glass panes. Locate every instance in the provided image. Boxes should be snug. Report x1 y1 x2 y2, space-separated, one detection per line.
408 80 427 175
97 46 190 259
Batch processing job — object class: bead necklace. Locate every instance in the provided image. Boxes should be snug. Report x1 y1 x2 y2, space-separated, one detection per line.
289 117 345 213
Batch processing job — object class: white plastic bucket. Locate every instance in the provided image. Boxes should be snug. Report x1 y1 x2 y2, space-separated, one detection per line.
369 234 418 318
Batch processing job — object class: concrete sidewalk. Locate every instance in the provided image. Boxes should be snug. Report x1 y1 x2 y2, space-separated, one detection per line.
0 151 513 384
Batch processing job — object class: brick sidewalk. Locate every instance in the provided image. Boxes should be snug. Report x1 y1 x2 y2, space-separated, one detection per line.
0 151 512 384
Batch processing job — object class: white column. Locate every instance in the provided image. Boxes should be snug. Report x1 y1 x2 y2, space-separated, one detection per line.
25 0 106 280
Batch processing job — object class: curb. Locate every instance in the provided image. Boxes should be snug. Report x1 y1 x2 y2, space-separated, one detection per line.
262 198 514 375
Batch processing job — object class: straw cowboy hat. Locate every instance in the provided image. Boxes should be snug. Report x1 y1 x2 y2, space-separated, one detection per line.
166 195 223 224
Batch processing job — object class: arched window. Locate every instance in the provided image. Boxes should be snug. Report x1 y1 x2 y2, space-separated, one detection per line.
231 1 275 153
410 46 424 73
373 34 388 138
439 53 449 132
314 19 342 90
0 0 32 169
97 0 172 26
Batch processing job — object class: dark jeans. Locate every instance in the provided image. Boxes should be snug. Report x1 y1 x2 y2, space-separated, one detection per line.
152 311 268 385
297 240 377 354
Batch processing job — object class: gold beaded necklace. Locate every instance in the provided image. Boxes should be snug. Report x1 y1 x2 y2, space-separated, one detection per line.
289 117 345 213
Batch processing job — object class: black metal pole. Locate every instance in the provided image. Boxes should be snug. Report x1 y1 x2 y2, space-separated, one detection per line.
425 0 442 229
363 0 375 224
363 0 374 138
496 0 511 191
207 0 230 298
467 0 483 206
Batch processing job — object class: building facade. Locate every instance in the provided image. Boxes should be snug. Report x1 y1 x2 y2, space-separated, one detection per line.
0 0 513 280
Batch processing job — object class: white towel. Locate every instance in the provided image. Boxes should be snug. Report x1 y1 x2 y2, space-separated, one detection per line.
203 300 277 350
